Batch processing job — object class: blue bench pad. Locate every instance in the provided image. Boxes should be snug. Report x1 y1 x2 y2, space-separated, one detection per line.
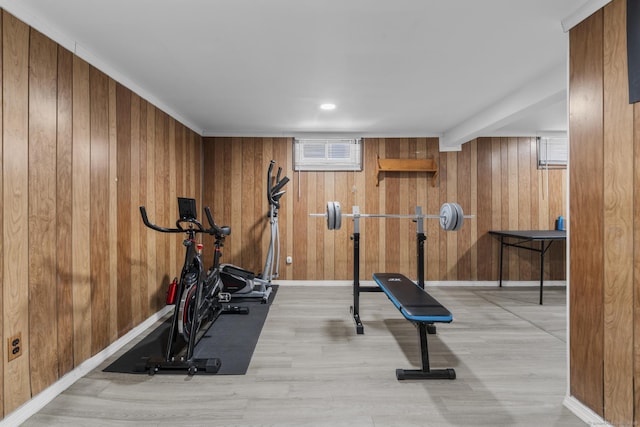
373 273 452 323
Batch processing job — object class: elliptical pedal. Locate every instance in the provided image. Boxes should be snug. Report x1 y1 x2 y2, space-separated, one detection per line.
218 292 231 303
223 304 250 314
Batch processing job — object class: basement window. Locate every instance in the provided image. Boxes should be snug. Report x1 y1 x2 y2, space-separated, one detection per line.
294 138 362 171
537 136 567 169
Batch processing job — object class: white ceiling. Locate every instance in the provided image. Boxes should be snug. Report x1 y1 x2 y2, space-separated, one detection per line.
1 0 599 150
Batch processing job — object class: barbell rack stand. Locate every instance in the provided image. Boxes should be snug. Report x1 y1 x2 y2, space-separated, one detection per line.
349 206 437 334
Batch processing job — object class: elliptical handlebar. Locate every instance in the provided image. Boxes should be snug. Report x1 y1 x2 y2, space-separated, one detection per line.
267 160 289 209
271 175 289 198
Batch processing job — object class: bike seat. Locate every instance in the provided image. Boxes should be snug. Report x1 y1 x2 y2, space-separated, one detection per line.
220 226 231 236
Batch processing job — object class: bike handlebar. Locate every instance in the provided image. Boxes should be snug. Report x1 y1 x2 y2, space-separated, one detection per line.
204 206 231 237
140 206 181 233
140 206 215 235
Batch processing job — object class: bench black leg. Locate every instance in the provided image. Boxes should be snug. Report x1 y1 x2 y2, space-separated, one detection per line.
351 232 364 334
352 309 364 335
396 323 456 380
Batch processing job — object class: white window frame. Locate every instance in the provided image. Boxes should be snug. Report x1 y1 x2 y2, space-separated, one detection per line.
537 136 567 169
293 138 362 171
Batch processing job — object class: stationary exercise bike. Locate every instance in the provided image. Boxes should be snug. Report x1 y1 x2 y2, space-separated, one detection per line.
139 197 246 375
218 160 289 302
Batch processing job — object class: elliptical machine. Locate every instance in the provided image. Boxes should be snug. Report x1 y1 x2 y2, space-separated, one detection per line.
219 160 289 303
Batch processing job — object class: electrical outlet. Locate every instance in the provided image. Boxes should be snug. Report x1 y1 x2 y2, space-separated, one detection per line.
8 333 22 362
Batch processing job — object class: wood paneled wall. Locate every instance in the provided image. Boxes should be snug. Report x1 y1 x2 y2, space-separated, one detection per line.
0 11 202 417
0 7 570 421
203 137 566 282
569 0 639 424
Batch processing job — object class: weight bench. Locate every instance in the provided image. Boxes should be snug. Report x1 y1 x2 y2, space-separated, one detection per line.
373 272 456 380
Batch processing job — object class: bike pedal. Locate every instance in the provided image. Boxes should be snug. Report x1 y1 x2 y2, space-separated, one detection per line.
218 292 231 303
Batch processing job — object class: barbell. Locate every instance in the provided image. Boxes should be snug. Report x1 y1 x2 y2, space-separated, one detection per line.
310 201 470 231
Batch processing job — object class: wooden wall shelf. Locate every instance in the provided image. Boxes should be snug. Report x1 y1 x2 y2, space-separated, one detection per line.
376 157 438 186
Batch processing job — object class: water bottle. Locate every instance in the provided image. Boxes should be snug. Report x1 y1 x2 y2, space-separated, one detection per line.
555 216 565 231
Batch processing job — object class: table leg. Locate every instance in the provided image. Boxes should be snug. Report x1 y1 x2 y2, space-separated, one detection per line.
498 237 505 287
539 240 545 305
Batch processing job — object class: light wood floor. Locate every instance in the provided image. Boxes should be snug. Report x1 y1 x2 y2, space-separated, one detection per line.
22 285 585 426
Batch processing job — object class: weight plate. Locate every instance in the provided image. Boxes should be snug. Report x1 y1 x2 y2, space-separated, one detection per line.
452 203 464 231
327 202 336 230
334 202 342 230
447 202 458 231
439 203 453 231
448 203 458 231
439 203 446 230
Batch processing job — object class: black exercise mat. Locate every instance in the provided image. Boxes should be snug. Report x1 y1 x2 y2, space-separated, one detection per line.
103 285 277 375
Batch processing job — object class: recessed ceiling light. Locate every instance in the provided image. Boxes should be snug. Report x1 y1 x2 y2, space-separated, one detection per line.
320 103 336 111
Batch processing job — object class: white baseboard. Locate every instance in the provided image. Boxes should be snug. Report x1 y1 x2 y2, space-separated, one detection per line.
563 395 610 426
274 280 566 287
0 306 172 427
275 280 355 287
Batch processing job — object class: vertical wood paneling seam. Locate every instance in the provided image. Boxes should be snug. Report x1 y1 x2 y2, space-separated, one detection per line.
168 119 176 275
130 93 141 325
108 78 118 341
3 11 31 411
569 8 605 415
145 104 156 313
470 140 478 280
28 26 59 396
0 10 4 417
71 55 91 367
602 0 634 422
633 75 640 427
89 66 110 354
55 44 74 377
